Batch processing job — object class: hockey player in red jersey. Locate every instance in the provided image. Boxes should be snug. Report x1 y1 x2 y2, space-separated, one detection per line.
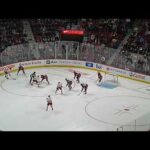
76 73 81 83
46 95 53 111
41 75 50 84
17 63 25 75
65 78 73 90
98 72 103 83
55 82 63 94
80 83 88 94
73 71 78 79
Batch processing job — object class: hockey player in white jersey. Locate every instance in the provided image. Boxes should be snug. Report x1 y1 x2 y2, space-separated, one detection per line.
31 75 41 87
46 95 53 111
4 68 11 79
55 82 63 94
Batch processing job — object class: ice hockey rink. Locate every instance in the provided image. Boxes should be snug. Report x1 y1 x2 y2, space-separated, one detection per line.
0 67 150 131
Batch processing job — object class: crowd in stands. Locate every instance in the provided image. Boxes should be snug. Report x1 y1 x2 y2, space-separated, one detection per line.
29 19 132 49
122 20 150 55
0 19 150 75
0 18 132 52
113 19 150 74
29 19 61 43
0 19 28 53
80 19 132 48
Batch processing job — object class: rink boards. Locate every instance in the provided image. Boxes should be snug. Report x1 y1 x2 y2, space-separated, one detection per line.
0 59 150 84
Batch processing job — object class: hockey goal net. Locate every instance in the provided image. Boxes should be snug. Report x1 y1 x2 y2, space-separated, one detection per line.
101 72 119 86
104 72 118 82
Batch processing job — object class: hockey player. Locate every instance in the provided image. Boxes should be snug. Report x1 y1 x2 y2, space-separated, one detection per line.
73 71 78 79
41 75 50 84
4 68 11 79
17 63 25 75
30 72 36 84
46 95 53 111
98 72 103 83
76 73 81 83
31 75 40 87
55 82 63 94
65 78 73 90
36 75 41 87
80 83 88 94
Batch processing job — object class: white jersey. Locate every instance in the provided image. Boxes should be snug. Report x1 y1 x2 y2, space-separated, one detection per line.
57 82 62 88
33 76 40 82
47 97 52 103
82 83 86 86
33 76 38 80
37 76 40 82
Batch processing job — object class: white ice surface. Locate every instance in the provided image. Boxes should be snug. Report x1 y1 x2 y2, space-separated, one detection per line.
0 67 150 131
